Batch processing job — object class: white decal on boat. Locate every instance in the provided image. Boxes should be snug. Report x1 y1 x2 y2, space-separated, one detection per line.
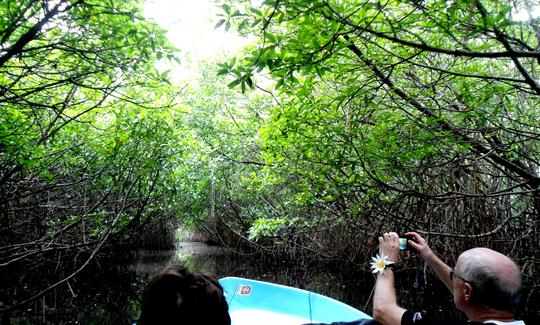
237 284 252 296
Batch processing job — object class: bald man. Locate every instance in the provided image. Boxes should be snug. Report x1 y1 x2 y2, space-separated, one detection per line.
372 232 525 325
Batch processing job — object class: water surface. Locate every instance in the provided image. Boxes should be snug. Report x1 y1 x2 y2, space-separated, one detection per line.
1 240 462 324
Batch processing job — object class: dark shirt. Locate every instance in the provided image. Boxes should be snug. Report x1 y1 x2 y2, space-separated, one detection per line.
401 310 496 325
303 319 379 325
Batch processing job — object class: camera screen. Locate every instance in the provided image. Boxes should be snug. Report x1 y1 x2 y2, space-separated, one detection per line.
399 238 408 250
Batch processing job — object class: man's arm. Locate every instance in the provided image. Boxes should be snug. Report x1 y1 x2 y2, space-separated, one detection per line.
404 232 453 293
372 232 407 325
373 268 406 325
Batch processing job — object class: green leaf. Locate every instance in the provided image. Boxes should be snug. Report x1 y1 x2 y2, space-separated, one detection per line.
227 78 242 88
214 19 226 29
216 68 229 76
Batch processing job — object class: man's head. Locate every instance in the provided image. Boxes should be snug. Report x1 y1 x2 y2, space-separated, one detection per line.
453 247 521 314
139 265 231 325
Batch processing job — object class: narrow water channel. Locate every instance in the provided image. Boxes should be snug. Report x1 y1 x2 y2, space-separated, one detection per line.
125 240 381 317
3 239 460 324
104 239 456 324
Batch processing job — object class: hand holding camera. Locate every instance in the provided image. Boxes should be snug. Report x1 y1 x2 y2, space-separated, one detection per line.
400 232 433 259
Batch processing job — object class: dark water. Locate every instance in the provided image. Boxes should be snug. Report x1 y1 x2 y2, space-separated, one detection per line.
2 241 537 324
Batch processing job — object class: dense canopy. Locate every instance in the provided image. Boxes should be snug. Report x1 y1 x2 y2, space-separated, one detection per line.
0 0 538 322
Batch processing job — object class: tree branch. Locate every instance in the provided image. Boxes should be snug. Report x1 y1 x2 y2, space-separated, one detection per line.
342 35 540 189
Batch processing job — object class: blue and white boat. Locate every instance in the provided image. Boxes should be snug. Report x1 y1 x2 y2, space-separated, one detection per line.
219 277 372 325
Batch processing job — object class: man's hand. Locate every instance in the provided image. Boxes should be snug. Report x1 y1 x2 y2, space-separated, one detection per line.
379 232 400 264
404 231 433 260
405 231 453 293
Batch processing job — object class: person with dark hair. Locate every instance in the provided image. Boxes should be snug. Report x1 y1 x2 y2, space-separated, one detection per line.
372 232 525 325
138 265 231 325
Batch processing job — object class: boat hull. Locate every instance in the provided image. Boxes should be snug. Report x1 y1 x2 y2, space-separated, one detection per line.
219 277 372 325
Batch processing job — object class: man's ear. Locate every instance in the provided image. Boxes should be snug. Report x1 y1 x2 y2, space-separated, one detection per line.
462 282 474 302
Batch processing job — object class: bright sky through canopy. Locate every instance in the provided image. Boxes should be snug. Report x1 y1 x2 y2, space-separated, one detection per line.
513 6 540 21
143 0 250 82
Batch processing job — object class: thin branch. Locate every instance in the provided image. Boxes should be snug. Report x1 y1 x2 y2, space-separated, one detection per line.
342 35 540 189
417 204 528 238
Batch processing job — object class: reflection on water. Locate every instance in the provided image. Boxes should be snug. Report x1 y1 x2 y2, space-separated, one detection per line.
125 241 378 308
126 241 451 320
2 240 459 324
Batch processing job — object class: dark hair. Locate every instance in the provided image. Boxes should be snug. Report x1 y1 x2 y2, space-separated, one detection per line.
138 266 231 325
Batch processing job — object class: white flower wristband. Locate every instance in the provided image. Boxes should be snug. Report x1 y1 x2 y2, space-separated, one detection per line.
370 254 395 275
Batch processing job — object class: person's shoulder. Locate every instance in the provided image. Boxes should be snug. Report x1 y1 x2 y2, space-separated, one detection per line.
482 321 526 325
302 320 380 325
401 311 527 325
401 310 476 325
